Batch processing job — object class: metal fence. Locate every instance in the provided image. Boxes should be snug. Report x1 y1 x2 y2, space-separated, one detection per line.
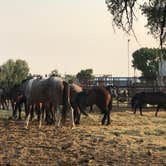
78 76 166 107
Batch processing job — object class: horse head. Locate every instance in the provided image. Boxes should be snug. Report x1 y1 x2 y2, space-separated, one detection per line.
76 91 88 110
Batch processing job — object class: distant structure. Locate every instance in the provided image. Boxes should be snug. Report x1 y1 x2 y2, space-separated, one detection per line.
158 60 166 85
80 74 139 88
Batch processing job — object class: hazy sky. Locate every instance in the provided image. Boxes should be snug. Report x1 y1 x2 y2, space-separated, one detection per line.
0 0 159 77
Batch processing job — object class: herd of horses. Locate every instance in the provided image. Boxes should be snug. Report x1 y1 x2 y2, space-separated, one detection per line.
0 76 165 129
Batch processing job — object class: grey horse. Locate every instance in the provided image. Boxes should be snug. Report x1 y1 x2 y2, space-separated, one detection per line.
24 76 75 129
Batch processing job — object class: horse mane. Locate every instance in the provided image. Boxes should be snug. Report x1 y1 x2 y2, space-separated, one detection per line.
21 76 33 83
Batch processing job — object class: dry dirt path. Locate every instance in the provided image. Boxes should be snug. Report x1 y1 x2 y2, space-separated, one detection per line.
0 110 166 166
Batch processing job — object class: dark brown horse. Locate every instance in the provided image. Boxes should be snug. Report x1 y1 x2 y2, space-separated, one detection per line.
9 79 30 120
76 87 112 125
131 92 166 116
0 88 8 110
69 83 88 124
24 76 75 129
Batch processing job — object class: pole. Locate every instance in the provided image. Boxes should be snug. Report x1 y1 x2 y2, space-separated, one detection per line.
127 39 130 105
128 39 130 84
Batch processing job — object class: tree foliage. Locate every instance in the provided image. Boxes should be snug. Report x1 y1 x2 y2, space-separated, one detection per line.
105 0 166 46
76 69 94 83
0 59 29 89
141 0 166 47
132 47 166 80
49 69 60 77
64 74 77 83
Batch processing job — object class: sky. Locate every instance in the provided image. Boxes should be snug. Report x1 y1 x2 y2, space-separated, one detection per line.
0 0 159 77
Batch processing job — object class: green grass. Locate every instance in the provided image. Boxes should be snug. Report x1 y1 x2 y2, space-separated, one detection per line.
0 109 12 120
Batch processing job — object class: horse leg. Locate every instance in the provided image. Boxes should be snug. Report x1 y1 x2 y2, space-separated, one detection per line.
24 101 28 118
38 103 43 128
24 104 32 129
13 101 18 119
18 103 22 120
90 105 93 112
30 104 34 121
5 100 9 110
155 105 159 117
73 106 77 123
11 100 15 117
41 103 45 124
73 104 80 125
75 107 81 125
2 102 5 110
69 106 75 128
45 109 50 124
133 106 137 114
101 109 107 125
49 103 55 123
107 99 112 125
106 110 111 125
55 105 61 127
140 106 143 116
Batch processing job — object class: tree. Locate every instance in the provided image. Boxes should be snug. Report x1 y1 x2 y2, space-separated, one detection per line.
105 0 166 47
132 47 166 80
0 59 29 89
49 69 60 77
76 69 94 83
64 74 77 83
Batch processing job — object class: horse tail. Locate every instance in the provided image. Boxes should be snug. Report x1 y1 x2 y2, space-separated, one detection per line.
62 81 71 121
131 94 139 108
108 94 113 111
131 96 135 108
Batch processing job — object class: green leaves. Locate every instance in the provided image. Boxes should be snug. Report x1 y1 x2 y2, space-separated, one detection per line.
132 47 166 80
76 69 94 83
106 0 166 46
0 59 29 89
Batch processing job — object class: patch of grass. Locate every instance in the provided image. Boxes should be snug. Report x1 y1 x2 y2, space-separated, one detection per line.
147 145 166 152
144 128 165 136
0 110 12 120
110 129 140 136
152 118 166 124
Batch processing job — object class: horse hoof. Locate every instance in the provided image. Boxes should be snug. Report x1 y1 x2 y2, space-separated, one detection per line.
75 121 80 125
71 124 76 129
8 116 13 120
101 120 105 125
24 126 29 130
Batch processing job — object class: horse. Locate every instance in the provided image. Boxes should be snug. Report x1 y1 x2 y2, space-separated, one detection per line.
9 79 29 120
76 87 113 125
24 76 75 129
69 83 88 124
131 92 166 116
0 88 8 110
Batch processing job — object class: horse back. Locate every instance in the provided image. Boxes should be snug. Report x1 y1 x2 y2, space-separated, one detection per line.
89 87 112 109
132 92 166 107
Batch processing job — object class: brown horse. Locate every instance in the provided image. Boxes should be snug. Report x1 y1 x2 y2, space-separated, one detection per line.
69 83 88 124
24 76 75 129
8 78 32 120
0 89 8 110
76 87 112 125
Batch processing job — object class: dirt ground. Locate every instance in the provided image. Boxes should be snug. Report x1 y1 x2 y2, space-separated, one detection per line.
0 108 166 166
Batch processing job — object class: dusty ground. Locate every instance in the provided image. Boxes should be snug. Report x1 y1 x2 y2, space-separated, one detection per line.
0 108 166 166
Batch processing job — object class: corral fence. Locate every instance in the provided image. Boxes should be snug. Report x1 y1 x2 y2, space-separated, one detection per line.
77 75 166 108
